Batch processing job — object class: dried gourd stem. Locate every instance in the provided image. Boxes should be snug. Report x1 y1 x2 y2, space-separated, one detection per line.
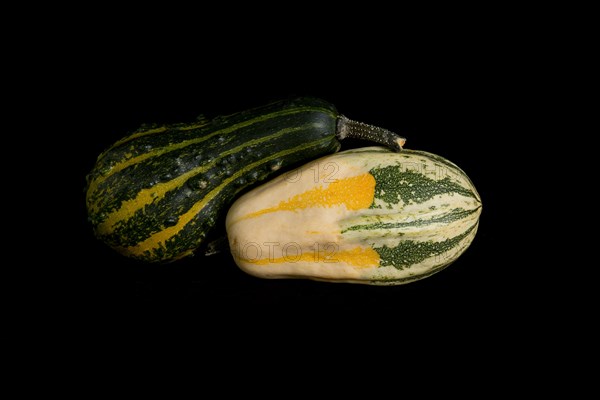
336 115 406 152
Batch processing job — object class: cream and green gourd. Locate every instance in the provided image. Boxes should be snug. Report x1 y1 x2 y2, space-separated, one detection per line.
226 147 482 285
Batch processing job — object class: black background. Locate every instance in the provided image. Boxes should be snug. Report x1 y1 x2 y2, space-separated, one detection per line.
20 7 584 384
74 72 509 312
57 19 538 332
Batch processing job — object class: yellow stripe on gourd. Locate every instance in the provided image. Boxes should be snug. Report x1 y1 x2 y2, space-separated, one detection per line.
109 120 212 149
119 138 333 257
241 173 376 220
88 107 335 197
110 126 168 148
240 246 380 268
94 125 312 231
95 167 199 235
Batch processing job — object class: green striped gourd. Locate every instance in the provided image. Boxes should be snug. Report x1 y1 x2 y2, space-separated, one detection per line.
226 147 482 285
86 98 405 262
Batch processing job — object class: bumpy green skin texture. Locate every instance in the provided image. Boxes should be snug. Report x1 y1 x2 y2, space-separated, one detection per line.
371 168 477 207
367 163 478 274
365 151 481 284
86 98 341 262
